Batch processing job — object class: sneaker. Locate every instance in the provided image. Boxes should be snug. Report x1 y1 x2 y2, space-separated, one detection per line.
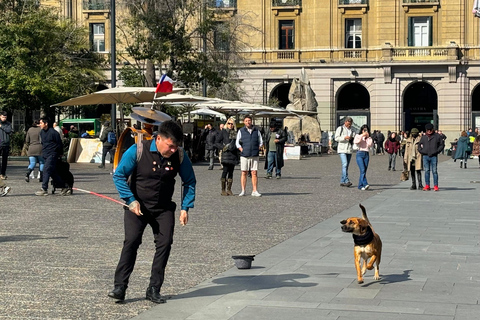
60 188 72 196
251 191 262 197
35 189 48 196
30 172 35 179
276 175 281 179
345 182 352 187
361 187 366 191
98 165 105 169
423 185 431 191
433 186 439 192
364 185 370 190
265 174 272 179
0 175 7 180
238 191 245 197
0 186 11 197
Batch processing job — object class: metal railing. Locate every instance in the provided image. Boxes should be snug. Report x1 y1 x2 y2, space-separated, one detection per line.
206 0 237 9
392 47 448 59
339 0 368 4
83 0 110 10
272 0 302 7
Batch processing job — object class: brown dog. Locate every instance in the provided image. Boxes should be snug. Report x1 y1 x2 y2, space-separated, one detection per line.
340 204 382 284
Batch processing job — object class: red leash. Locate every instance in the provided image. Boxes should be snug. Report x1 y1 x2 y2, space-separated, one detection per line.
72 187 128 208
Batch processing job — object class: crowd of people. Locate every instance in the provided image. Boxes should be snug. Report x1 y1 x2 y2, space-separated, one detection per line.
334 117 480 192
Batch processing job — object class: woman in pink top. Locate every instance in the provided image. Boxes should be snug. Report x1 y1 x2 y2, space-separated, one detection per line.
354 124 373 190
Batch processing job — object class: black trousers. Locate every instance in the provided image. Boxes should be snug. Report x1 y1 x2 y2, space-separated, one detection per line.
221 163 235 179
114 208 175 289
42 155 64 191
0 146 9 175
101 146 114 166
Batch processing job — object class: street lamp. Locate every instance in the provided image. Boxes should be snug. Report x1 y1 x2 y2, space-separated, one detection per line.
110 0 116 129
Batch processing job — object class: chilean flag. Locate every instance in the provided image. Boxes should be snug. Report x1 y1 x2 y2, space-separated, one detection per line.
155 74 174 93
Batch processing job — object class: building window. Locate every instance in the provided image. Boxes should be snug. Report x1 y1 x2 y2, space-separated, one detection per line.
214 23 230 51
90 23 105 52
345 19 362 48
408 17 432 47
279 20 294 49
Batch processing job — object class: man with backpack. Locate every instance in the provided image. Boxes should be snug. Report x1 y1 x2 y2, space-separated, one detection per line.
99 121 115 169
108 120 196 303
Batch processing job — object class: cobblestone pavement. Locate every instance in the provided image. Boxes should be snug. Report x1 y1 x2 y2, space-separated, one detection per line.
0 153 449 319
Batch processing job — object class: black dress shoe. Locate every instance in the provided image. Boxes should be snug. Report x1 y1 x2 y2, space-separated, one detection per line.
146 286 166 304
108 286 126 301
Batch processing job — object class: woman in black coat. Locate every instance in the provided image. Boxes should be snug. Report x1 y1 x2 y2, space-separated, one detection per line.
218 118 239 195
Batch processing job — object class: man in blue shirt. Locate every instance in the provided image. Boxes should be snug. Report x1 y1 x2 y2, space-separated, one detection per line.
109 121 196 304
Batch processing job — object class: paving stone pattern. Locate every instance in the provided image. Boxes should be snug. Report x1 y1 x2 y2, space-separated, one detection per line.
0 153 463 319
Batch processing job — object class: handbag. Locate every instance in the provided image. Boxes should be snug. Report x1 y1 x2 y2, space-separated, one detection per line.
400 170 409 181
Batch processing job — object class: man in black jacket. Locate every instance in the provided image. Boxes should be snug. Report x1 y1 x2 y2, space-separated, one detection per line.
0 111 12 180
35 117 67 196
98 121 114 169
418 123 444 191
203 123 217 170
264 122 287 179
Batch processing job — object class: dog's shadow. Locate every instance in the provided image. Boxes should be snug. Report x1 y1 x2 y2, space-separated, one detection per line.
361 269 413 287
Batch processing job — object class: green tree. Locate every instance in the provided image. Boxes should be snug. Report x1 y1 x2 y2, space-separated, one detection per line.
117 0 257 100
0 0 105 122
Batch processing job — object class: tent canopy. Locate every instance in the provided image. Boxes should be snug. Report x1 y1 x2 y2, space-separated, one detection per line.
52 87 184 106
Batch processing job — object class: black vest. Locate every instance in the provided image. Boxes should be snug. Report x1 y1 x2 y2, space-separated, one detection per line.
239 127 260 157
130 140 180 214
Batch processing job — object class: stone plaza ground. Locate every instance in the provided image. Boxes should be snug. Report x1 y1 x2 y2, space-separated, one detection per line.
1 153 478 319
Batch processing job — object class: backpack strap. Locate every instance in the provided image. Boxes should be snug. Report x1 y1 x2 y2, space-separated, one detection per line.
136 139 144 162
136 140 183 164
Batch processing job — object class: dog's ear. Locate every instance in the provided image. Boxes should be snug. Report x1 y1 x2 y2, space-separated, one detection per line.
359 220 368 233
340 220 347 225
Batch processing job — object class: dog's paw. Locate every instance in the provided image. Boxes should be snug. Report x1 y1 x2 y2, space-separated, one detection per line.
357 279 364 284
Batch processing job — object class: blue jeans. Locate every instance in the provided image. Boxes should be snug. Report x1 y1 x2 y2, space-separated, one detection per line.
28 156 45 171
356 151 369 189
339 153 352 183
267 151 281 176
388 153 397 170
423 155 438 187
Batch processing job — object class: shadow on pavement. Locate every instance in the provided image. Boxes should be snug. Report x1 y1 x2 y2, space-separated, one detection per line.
171 273 317 299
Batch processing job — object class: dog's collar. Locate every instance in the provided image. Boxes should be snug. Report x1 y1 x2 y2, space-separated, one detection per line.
352 226 374 246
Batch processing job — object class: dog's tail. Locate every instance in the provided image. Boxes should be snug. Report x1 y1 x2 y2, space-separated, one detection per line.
359 204 372 228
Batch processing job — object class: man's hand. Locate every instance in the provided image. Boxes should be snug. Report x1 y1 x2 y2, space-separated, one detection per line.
179 210 188 226
345 136 350 141
238 147 243 152
128 200 143 216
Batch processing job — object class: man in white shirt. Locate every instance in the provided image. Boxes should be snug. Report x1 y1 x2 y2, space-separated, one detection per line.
334 116 355 187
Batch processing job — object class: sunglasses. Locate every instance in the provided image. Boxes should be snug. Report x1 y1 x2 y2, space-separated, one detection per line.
227 123 234 125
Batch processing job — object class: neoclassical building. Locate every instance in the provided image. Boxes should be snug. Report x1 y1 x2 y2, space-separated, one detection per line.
229 0 479 139
55 0 480 138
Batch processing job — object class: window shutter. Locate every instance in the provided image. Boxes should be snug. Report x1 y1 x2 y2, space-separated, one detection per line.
428 17 433 46
408 17 413 47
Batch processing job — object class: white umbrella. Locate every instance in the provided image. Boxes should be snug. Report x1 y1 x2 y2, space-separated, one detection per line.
52 87 185 106
188 108 226 119
155 93 211 105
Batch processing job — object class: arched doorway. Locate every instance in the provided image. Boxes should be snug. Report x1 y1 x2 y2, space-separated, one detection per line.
403 82 437 132
471 84 480 129
269 83 291 108
336 83 370 131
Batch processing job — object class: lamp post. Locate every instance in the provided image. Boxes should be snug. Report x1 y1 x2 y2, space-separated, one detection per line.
110 0 116 130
